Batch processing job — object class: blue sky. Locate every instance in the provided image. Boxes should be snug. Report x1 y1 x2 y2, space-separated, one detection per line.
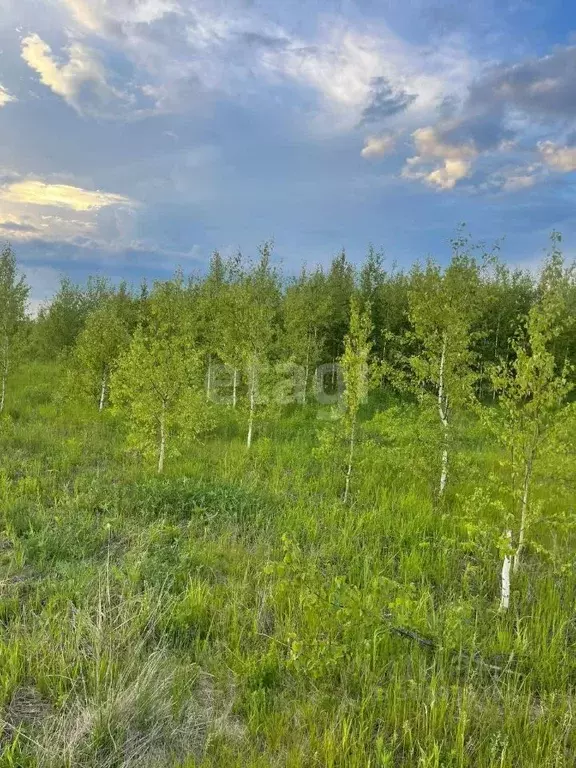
2 0 576 307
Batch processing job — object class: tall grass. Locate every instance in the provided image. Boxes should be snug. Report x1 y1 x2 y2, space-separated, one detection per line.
0 363 575 766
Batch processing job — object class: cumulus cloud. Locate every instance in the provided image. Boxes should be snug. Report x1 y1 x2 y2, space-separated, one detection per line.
0 175 137 248
402 125 477 189
538 141 576 173
361 133 397 158
0 84 16 107
21 33 132 117
51 0 576 197
1 180 134 210
394 40 576 191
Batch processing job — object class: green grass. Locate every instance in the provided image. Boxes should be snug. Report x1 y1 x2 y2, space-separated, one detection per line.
1 363 575 766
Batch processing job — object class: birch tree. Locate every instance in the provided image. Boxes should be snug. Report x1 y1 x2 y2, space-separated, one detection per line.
111 279 210 473
112 328 209 473
0 244 29 413
408 245 482 497
489 251 574 578
72 297 132 411
340 296 373 504
236 244 281 448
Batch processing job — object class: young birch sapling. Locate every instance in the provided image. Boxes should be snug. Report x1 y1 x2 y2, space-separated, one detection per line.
111 278 211 473
489 247 574 592
408 245 481 498
72 297 132 411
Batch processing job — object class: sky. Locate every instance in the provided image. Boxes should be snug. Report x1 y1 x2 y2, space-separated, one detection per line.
1 0 576 308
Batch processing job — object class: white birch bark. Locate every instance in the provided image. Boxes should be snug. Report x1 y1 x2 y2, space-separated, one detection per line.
438 333 449 497
513 456 533 573
98 369 107 412
246 364 256 449
499 530 512 612
158 401 166 474
343 417 356 505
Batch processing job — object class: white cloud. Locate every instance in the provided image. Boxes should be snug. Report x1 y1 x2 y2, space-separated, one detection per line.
21 33 131 117
402 126 477 189
0 84 16 107
1 180 133 211
538 141 576 173
0 175 137 247
63 0 181 32
61 0 104 33
56 0 476 129
361 133 396 158
260 23 472 133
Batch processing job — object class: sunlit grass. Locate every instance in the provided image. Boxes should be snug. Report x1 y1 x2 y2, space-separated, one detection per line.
1 363 575 766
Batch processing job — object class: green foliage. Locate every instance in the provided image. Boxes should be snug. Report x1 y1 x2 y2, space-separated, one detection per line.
487 239 575 572
2 233 576 766
341 296 374 427
407 242 484 494
112 324 210 472
283 266 327 402
0 244 29 412
1 360 576 766
408 247 482 409
34 275 114 360
70 296 132 410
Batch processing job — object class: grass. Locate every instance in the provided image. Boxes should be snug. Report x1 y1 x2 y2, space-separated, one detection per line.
1 362 575 766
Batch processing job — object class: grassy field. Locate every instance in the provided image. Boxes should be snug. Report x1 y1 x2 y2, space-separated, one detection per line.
1 362 576 767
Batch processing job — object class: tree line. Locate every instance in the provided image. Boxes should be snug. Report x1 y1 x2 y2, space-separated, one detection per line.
0 233 575 609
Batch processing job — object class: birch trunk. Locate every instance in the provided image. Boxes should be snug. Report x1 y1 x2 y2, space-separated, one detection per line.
438 333 449 497
513 455 533 573
343 417 356 505
499 530 512 612
98 369 107 412
246 365 256 449
158 401 166 474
